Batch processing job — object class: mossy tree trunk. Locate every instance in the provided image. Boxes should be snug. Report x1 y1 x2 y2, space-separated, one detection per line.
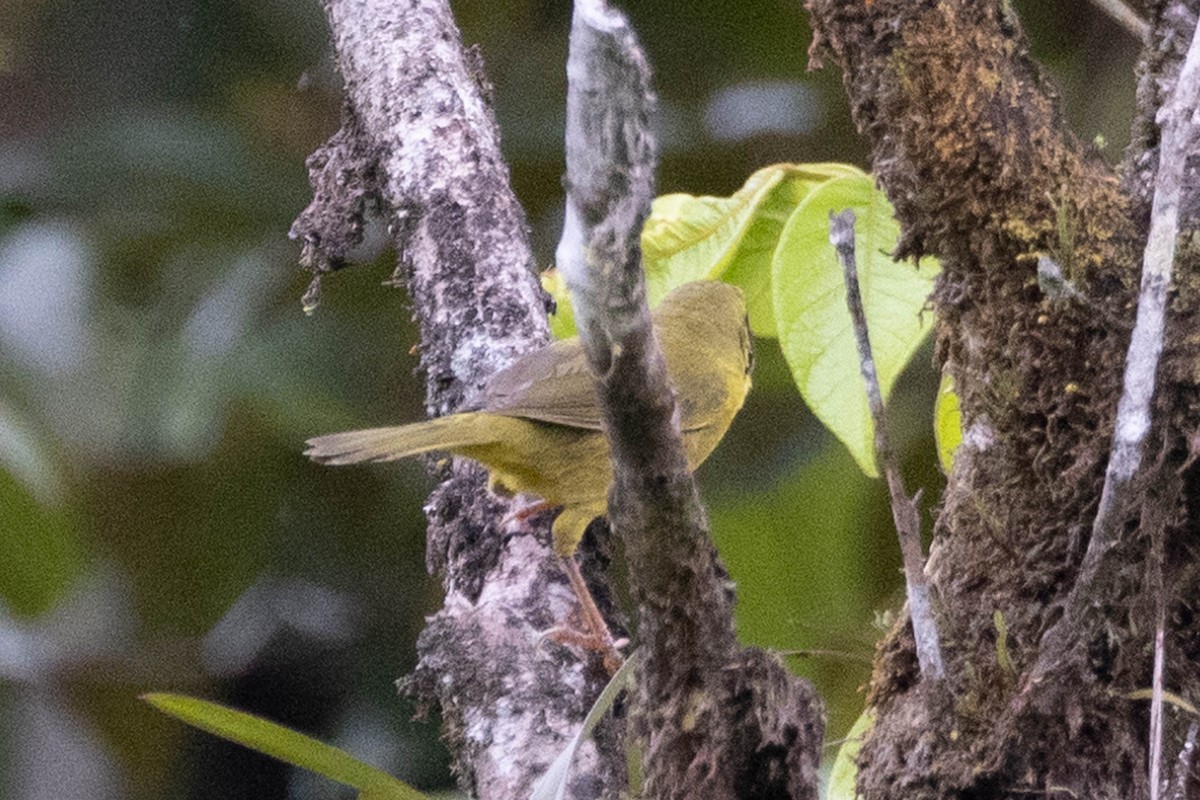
807 1 1200 797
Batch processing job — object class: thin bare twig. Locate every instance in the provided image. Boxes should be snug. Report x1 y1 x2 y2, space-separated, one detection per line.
1088 0 1150 41
830 209 945 681
1169 722 1199 800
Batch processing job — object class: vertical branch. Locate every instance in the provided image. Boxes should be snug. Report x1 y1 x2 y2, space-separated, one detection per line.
558 0 659 360
1082 11 1200 606
829 209 945 682
809 1 1199 797
559 2 824 798
558 0 720 672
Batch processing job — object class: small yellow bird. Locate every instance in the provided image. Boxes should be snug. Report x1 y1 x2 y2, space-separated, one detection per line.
305 280 754 557
308 281 751 671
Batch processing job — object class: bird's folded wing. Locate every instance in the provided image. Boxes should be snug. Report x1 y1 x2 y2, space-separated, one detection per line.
480 339 606 430
482 330 728 433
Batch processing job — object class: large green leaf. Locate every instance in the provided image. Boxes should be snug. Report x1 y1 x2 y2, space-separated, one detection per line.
541 163 939 479
143 693 431 800
639 166 782 308
772 174 939 476
542 163 862 339
702 163 864 337
643 163 862 334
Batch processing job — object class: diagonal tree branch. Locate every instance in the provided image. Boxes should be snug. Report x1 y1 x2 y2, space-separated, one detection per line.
1080 3 1200 620
559 2 823 799
1022 2 1200 723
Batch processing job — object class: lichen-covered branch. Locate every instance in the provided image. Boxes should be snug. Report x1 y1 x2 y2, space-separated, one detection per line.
297 2 624 798
1084 3 1200 623
559 3 823 798
1072 6 1200 634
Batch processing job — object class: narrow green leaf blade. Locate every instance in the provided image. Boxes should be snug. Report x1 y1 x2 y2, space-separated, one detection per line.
1125 688 1200 717
772 174 939 476
143 693 430 800
531 650 639 800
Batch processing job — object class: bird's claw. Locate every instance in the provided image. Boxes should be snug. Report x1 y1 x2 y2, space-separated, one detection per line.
540 625 627 676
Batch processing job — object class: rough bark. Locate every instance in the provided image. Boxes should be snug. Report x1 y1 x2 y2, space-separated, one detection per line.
294 2 625 798
805 1 1200 798
558 4 824 799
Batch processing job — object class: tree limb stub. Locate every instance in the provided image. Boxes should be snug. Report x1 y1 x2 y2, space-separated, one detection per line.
290 101 379 312
559 3 823 798
303 2 625 798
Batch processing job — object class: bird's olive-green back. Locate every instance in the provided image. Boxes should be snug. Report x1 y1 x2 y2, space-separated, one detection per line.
478 280 751 433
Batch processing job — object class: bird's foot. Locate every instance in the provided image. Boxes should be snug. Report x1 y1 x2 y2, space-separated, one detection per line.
542 625 628 676
501 498 557 530
541 556 626 676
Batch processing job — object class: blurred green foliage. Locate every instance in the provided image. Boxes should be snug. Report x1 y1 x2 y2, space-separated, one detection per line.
0 0 1139 797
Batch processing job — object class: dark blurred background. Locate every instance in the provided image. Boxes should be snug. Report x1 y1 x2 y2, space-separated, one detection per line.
0 1 1141 797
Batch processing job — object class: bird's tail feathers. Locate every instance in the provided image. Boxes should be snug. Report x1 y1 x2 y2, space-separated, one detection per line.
305 413 490 465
